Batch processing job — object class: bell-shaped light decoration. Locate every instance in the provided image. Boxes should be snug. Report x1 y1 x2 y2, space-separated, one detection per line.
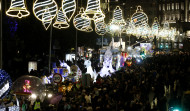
131 6 148 27
151 17 160 39
73 8 93 32
42 9 52 30
62 0 76 22
159 21 170 38
6 0 30 18
82 0 105 20
33 0 58 21
53 8 69 29
94 14 107 35
111 6 126 26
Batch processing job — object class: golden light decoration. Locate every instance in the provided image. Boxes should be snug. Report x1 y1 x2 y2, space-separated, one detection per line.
159 21 170 38
42 8 52 30
131 6 148 27
33 0 58 22
151 17 160 39
53 8 70 29
6 0 30 18
126 18 135 35
107 6 126 35
135 26 143 39
73 8 93 32
67 83 73 92
82 0 105 20
94 14 107 35
141 23 151 39
169 27 176 41
110 6 126 26
62 0 76 22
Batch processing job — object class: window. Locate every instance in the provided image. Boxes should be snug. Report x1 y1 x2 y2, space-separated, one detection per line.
172 14 175 20
167 4 170 10
181 14 184 21
169 15 171 20
159 4 161 11
172 3 174 10
176 3 179 10
181 2 184 10
163 4 165 11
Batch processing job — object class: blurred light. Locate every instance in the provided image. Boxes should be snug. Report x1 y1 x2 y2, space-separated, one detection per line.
110 25 120 31
137 59 140 62
48 93 52 98
31 94 37 99
127 47 132 50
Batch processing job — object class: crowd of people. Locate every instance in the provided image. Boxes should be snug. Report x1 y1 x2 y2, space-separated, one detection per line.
1 51 190 111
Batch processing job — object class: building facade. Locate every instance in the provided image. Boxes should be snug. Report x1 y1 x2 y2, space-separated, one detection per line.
157 0 190 51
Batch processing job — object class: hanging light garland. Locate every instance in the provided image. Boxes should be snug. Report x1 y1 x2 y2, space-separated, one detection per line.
159 21 170 38
33 0 58 22
131 6 148 27
82 0 105 20
73 8 93 32
42 8 52 30
169 27 176 41
62 0 76 22
53 8 70 29
135 26 144 39
6 0 30 18
141 23 151 39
